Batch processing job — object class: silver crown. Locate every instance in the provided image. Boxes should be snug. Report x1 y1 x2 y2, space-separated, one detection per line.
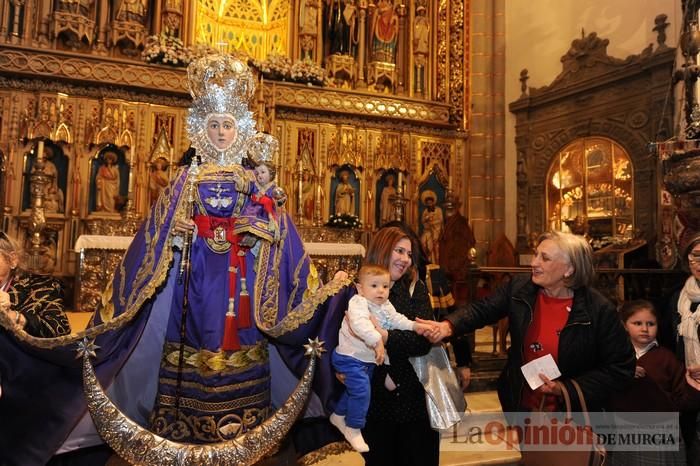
186 54 276 167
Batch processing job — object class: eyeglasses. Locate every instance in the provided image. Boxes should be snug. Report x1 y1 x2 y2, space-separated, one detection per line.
689 253 700 264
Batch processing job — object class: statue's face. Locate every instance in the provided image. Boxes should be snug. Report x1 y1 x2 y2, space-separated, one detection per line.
206 114 237 150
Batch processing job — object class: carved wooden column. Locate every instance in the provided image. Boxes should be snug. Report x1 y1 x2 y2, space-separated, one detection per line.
94 0 109 53
10 0 24 44
28 141 49 273
395 2 407 95
356 0 368 89
0 0 7 42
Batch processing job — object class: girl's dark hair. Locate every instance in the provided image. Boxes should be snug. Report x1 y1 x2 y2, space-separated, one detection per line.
619 299 659 323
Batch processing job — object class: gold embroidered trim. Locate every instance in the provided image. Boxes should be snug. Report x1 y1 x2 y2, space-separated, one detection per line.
150 406 269 442
161 341 268 376
429 293 455 309
262 276 352 338
157 375 270 393
156 389 269 413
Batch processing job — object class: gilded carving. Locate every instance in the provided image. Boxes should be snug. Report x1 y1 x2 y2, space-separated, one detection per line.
0 48 189 96
269 81 450 125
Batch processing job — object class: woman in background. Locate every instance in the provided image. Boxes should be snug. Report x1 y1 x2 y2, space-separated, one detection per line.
0 232 69 338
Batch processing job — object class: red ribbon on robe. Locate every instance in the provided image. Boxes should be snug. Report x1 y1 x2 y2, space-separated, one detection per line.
193 215 252 351
251 194 276 218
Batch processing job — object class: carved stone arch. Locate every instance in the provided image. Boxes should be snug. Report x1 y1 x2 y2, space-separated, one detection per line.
509 30 675 252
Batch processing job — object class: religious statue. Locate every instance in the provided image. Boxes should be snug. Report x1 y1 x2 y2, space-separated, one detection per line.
56 0 94 17
379 173 397 226
301 0 319 36
420 189 444 263
0 55 350 465
115 0 147 23
327 0 358 55
370 0 399 63
334 169 355 215
95 151 121 213
148 157 170 206
162 0 183 36
300 0 320 59
413 5 429 94
37 146 64 214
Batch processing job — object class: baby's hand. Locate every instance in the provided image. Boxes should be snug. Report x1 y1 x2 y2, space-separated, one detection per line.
374 340 385 365
634 366 646 378
413 322 432 335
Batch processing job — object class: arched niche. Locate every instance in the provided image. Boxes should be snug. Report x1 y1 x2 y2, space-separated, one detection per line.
509 31 675 252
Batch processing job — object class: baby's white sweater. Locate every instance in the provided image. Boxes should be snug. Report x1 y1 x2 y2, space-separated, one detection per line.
335 294 416 364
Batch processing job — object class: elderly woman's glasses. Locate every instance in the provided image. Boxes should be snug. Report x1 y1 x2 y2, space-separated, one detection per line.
689 252 700 264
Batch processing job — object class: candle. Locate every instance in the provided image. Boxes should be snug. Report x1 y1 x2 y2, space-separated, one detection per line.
366 189 373 225
128 167 134 193
448 174 453 191
36 140 44 163
397 171 403 192
127 149 134 193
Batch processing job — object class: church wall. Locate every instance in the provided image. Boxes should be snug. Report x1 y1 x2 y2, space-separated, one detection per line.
503 0 681 246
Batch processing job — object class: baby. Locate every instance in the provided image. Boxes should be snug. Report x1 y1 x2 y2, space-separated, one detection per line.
330 264 432 452
237 161 287 243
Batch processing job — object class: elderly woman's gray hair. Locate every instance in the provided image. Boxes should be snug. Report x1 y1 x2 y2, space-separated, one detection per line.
0 232 23 265
537 231 595 289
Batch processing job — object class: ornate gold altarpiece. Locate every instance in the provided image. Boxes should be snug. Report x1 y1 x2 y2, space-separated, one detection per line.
0 47 465 309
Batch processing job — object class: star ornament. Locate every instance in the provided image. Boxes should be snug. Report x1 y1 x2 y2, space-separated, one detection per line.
304 338 326 358
76 338 100 359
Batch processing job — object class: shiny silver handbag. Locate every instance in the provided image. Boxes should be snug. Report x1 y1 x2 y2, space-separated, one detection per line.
410 344 467 430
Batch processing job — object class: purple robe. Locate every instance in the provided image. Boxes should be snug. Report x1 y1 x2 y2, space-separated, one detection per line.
0 164 345 464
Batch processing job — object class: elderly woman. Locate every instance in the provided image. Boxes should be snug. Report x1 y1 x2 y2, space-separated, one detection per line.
419 231 635 412
0 233 69 338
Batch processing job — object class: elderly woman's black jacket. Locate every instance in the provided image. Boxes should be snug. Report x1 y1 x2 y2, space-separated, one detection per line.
446 274 635 412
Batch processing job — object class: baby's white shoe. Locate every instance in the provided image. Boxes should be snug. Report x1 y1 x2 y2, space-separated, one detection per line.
344 427 369 453
330 412 346 432
330 413 369 452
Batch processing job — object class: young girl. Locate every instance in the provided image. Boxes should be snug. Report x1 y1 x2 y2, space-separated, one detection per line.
610 300 700 466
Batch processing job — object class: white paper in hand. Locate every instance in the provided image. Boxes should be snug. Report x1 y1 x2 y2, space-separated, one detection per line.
520 354 561 390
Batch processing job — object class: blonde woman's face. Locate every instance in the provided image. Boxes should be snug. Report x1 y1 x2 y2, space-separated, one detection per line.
206 115 237 150
389 238 412 282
